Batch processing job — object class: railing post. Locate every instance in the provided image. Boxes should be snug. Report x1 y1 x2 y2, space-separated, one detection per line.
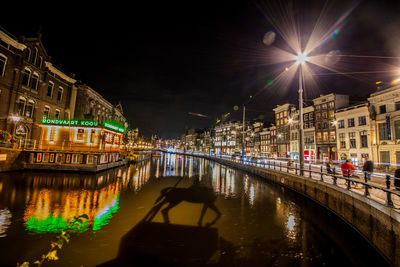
287 162 289 173
364 171 368 183
280 162 282 171
347 179 351 190
386 191 394 207
320 166 323 181
273 161 275 170
386 175 391 189
309 164 312 178
364 184 370 196
295 163 298 175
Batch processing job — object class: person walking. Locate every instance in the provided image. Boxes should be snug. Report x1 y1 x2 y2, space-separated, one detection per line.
341 159 359 187
362 156 373 182
326 160 333 174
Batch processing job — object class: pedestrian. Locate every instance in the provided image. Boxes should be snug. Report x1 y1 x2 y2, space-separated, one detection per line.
395 168 400 190
326 160 333 174
341 159 359 178
362 156 374 181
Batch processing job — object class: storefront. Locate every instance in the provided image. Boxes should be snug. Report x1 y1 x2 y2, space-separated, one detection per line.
39 118 125 152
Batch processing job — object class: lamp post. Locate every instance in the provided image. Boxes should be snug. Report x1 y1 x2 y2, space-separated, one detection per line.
296 52 307 175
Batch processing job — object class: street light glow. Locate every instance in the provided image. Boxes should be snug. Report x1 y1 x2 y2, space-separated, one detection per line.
295 52 307 65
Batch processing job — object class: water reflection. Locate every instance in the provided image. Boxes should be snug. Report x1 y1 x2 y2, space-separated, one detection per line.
0 153 390 266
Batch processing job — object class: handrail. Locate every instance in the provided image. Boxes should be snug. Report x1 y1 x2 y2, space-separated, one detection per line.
162 150 400 209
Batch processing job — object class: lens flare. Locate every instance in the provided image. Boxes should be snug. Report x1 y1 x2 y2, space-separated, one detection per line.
263 31 276 45
324 50 342 65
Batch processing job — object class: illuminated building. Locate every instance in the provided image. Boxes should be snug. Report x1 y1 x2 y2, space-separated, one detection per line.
39 118 125 152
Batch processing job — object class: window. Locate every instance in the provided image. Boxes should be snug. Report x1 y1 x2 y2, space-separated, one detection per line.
329 110 334 118
25 100 35 118
317 132 322 142
329 131 336 142
316 113 321 120
316 105 321 111
31 48 38 64
348 118 355 127
25 48 31 61
57 87 63 101
349 132 356 148
322 104 327 110
22 68 31 86
358 116 366 126
379 123 389 140
30 72 39 90
395 120 400 139
316 122 321 130
339 133 346 148
323 122 328 129
55 109 60 119
38 56 43 68
0 54 6 77
47 82 54 97
17 98 26 116
338 120 345 128
43 106 50 119
379 105 386 114
304 113 308 121
322 112 328 119
323 132 328 142
328 101 334 109
360 131 368 148
77 129 85 141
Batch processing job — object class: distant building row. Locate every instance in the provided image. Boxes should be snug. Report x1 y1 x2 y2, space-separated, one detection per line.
162 84 400 169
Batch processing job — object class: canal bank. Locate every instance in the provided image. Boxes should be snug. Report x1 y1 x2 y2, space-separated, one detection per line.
168 151 400 266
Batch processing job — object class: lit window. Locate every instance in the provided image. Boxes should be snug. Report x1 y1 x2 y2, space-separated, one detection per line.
0 54 7 77
43 106 50 119
25 100 35 118
77 129 84 141
349 132 356 148
17 98 26 116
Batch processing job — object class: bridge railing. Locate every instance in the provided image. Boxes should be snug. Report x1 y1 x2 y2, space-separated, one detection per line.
170 151 400 209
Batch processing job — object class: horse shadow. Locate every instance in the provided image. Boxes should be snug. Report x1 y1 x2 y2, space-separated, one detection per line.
141 177 222 227
98 178 222 266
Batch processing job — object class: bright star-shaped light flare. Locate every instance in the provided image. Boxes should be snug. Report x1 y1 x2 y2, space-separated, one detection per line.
295 52 307 65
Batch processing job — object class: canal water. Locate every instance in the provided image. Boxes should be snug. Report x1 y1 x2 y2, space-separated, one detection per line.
0 153 390 266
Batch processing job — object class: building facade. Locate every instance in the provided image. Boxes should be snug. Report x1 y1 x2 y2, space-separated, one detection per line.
368 84 400 169
303 105 316 162
335 102 372 166
312 93 349 161
273 104 294 158
0 30 76 144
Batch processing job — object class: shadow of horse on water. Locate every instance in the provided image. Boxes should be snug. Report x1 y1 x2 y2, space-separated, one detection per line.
142 177 222 227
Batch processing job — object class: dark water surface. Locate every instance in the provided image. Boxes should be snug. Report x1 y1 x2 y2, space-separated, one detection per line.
0 153 390 266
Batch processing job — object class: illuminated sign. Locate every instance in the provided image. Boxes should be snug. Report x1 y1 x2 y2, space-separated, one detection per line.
41 118 99 127
104 122 125 133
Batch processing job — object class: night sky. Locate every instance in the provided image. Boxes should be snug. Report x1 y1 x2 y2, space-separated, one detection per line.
2 0 400 138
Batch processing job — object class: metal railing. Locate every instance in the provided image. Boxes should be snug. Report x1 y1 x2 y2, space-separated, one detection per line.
169 151 400 209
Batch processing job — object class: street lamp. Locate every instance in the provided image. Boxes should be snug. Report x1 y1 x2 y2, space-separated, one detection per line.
295 52 308 175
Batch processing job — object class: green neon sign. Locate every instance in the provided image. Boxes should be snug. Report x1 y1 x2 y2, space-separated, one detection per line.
41 118 99 127
104 122 125 133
